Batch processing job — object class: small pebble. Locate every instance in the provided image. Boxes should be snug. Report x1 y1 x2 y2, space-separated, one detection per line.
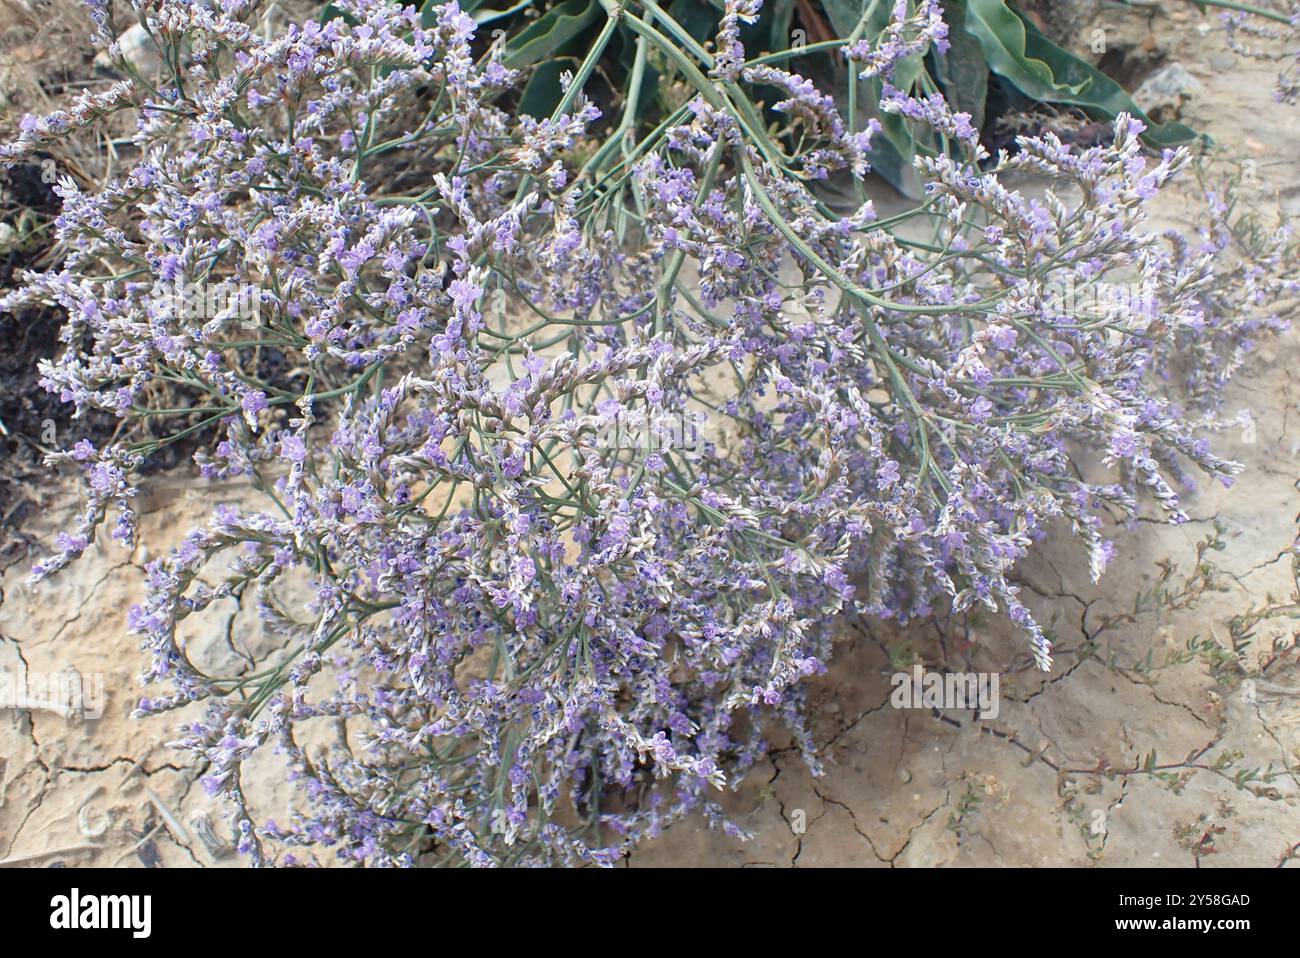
1209 53 1237 73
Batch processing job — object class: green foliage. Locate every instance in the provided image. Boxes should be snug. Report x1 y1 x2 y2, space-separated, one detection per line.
399 0 1204 196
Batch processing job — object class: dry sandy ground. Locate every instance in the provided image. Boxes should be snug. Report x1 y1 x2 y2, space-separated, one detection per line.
0 3 1297 867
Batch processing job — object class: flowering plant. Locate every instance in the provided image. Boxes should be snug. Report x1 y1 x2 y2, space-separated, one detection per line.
1 0 1292 865
452 0 1207 197
1218 0 1300 104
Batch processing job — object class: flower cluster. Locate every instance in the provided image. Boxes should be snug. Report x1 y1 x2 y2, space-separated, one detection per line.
2 0 1289 865
844 0 949 79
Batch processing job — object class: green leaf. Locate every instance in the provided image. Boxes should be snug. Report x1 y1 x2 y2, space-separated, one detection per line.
733 0 793 58
869 110 924 198
822 0 925 197
472 0 535 26
519 58 579 117
1014 13 1201 147
666 0 721 45
502 0 600 70
765 0 797 57
933 0 988 131
964 0 1088 100
320 3 357 25
818 0 867 39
